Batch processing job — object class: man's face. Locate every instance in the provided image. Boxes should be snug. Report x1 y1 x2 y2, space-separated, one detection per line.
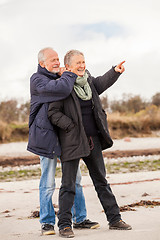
40 49 60 73
66 54 86 77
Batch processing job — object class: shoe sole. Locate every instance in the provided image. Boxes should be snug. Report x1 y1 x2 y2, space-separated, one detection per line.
73 223 100 229
42 230 56 235
109 226 132 230
91 223 100 229
59 233 74 238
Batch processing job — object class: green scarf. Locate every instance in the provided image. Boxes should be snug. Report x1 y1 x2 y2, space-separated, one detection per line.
74 72 92 100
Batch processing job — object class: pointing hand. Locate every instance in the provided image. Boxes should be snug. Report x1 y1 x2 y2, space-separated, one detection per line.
114 61 125 73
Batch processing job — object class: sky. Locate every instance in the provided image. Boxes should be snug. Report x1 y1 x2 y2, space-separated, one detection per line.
0 0 160 103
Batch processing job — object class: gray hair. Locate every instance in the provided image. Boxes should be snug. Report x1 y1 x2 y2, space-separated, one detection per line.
64 49 84 66
38 47 54 63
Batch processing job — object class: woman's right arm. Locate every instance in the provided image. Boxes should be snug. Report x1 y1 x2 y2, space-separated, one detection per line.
48 101 74 132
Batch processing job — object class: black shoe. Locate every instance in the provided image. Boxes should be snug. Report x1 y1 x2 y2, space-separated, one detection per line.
109 220 132 230
59 227 74 238
73 219 100 229
41 223 55 235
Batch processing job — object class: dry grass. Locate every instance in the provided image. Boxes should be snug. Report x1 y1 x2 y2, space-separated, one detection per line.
0 121 12 142
108 105 160 139
0 122 28 143
0 106 160 143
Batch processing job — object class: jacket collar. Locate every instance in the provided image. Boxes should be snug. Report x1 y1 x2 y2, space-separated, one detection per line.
37 64 59 79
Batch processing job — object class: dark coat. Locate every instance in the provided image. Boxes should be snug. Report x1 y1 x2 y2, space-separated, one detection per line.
48 67 121 162
27 64 77 158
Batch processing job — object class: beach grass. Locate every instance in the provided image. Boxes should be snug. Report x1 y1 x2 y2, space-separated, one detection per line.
1 158 160 182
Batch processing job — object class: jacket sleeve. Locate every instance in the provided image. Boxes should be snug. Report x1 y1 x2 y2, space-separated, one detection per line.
88 67 121 95
31 71 77 100
48 101 74 132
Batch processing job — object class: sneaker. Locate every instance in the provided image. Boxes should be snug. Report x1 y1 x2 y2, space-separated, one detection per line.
109 220 132 230
41 223 55 235
59 227 74 238
73 219 100 229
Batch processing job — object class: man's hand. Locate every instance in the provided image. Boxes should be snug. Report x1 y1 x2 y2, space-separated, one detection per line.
114 61 125 73
58 67 66 76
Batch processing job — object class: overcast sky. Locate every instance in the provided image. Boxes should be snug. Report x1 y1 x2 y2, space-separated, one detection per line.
0 0 160 103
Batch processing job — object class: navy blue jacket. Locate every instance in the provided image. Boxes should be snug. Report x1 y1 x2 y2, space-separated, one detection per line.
27 64 77 158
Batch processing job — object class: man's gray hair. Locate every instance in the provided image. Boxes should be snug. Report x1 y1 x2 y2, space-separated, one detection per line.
38 47 54 63
64 50 84 66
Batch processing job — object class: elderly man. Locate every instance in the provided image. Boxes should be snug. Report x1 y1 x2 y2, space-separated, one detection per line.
27 48 99 235
48 50 132 238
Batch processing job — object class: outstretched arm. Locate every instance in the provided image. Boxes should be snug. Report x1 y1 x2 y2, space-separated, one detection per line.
91 61 125 95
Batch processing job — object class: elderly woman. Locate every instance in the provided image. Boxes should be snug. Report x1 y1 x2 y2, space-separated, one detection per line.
48 50 131 238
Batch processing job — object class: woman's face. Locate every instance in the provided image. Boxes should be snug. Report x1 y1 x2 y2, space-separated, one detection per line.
67 54 86 77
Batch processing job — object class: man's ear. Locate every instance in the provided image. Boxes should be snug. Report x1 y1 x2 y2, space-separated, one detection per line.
39 61 45 68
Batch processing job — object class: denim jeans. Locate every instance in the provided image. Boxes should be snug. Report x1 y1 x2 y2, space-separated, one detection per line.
39 155 86 225
58 136 121 230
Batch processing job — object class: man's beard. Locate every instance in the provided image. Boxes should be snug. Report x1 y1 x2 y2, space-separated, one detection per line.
52 70 60 74
45 64 60 74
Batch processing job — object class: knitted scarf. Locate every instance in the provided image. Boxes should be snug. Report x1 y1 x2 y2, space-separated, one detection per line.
74 72 92 100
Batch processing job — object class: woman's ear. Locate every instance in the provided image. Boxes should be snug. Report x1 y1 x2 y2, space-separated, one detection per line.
65 64 71 71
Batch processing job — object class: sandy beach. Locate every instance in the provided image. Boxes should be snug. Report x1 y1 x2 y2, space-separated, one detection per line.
0 137 160 240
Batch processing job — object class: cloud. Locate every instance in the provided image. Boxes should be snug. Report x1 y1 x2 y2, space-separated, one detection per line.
0 0 160 102
71 22 127 41
0 0 12 6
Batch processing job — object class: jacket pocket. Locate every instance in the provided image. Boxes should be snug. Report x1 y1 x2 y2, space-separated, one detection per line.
29 121 58 153
59 125 78 147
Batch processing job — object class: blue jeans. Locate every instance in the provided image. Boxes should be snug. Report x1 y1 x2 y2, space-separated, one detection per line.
39 155 87 225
